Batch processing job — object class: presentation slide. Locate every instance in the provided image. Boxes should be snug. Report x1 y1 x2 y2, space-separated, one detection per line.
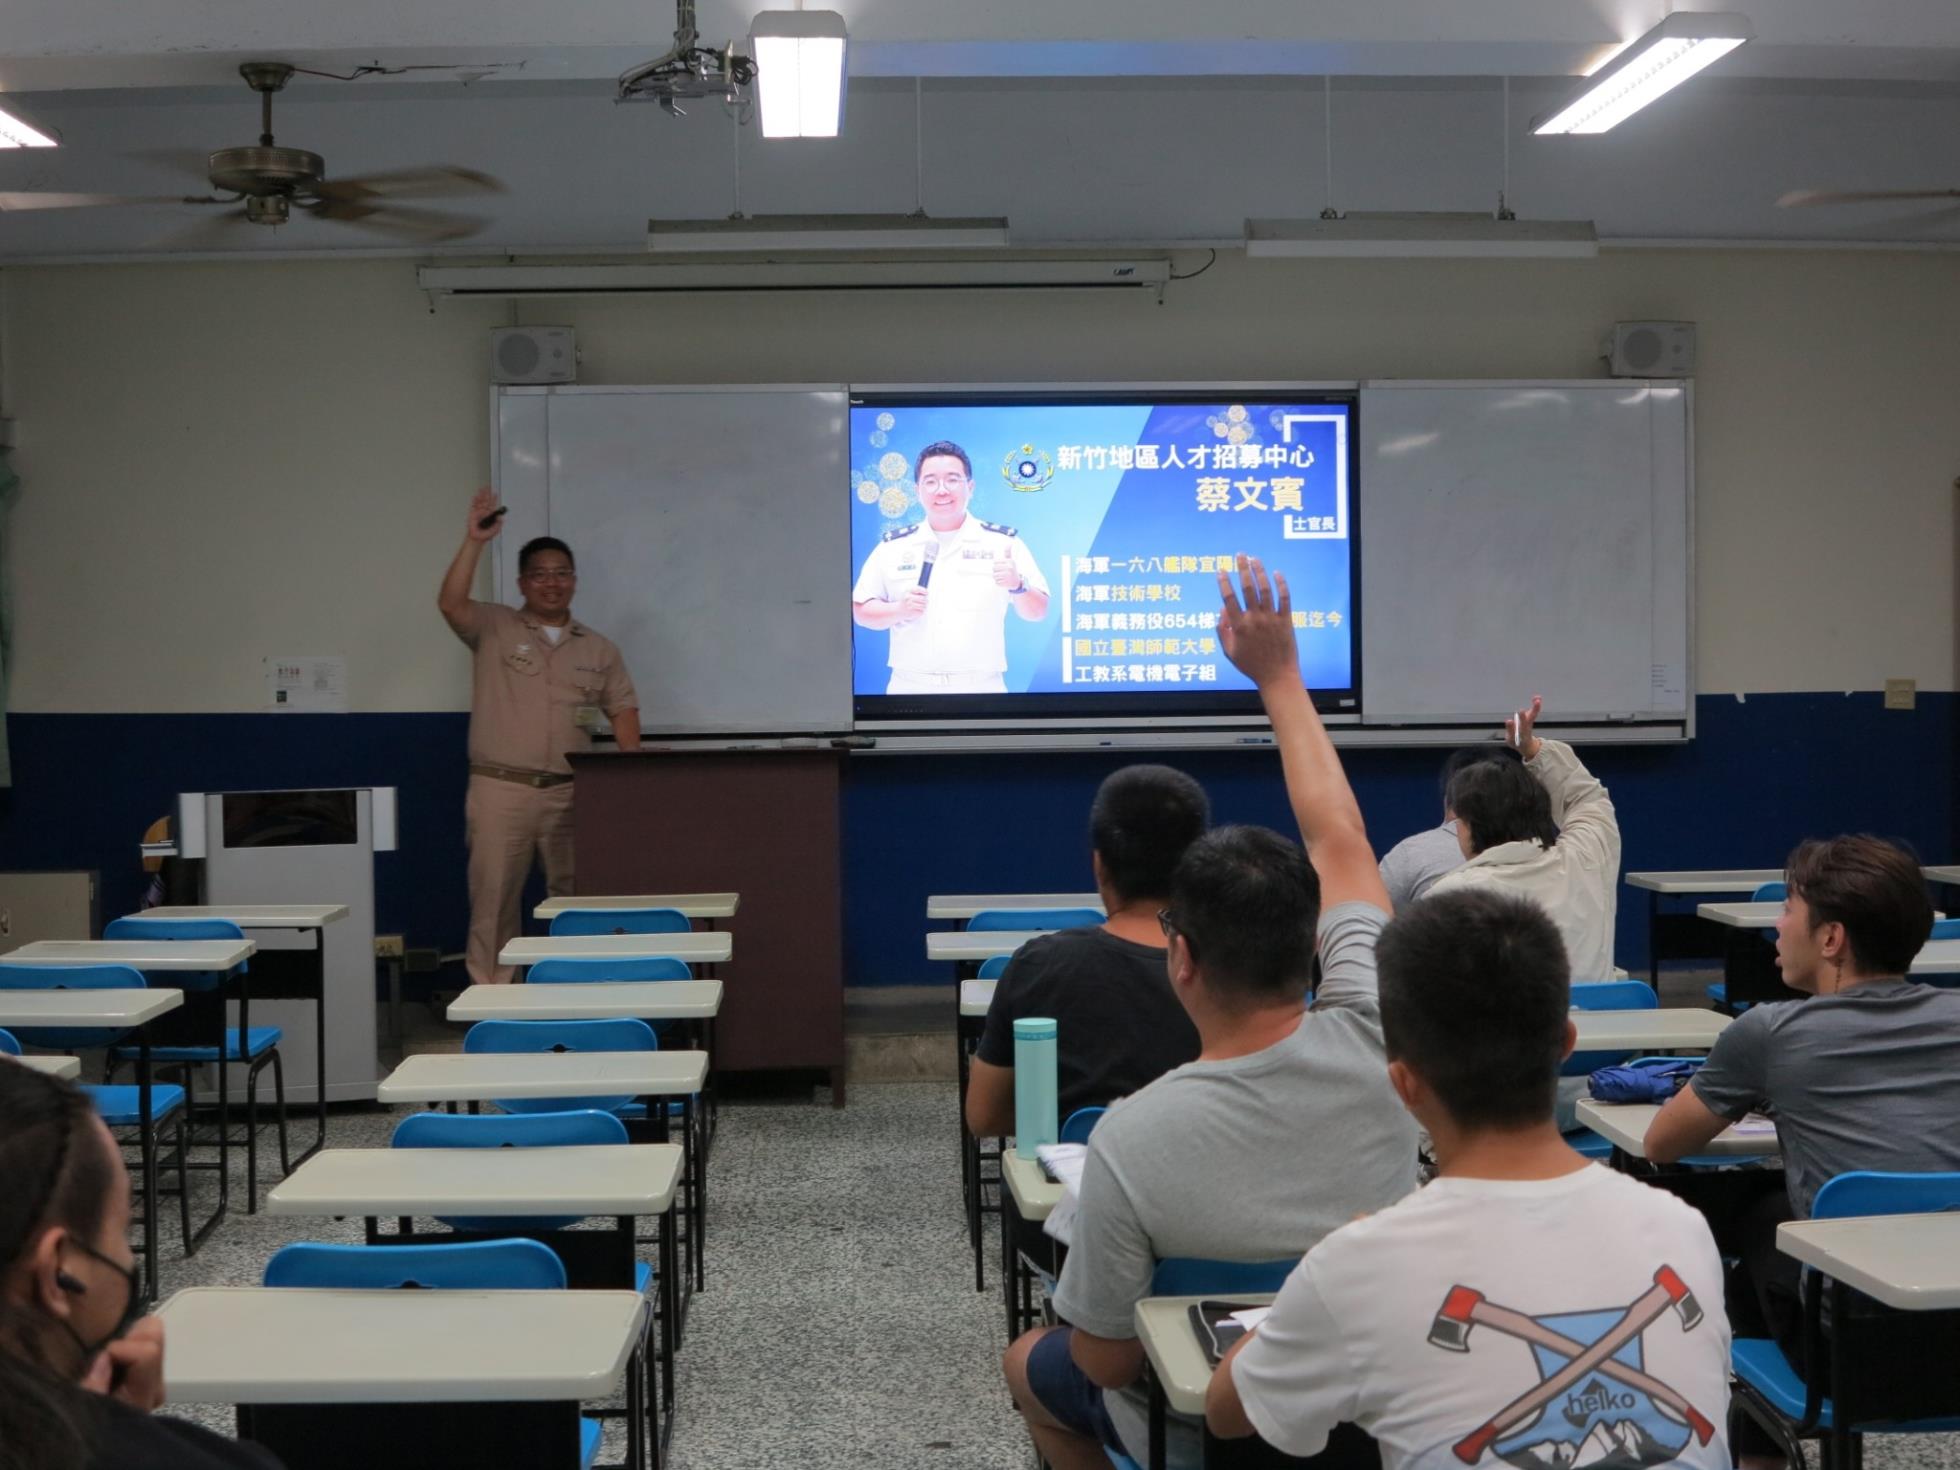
848 398 1356 701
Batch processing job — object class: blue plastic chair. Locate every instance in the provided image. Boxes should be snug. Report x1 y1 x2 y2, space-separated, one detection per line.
1707 881 1787 1011
1731 1171 1960 1461
390 1109 648 1283
0 1028 17 1055
969 907 1103 933
464 1017 658 1117
1149 1256 1296 1295
1060 1106 1107 1145
1929 918 1960 942
101 918 289 1212
548 908 690 937
0 961 151 1050
976 956 1011 981
264 1239 603 1467
102 916 249 992
528 957 693 984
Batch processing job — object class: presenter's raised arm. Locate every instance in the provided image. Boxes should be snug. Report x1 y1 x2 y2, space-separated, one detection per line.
439 486 502 638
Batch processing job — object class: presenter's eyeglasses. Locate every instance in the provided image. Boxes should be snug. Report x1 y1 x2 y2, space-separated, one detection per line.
918 473 971 491
522 568 577 583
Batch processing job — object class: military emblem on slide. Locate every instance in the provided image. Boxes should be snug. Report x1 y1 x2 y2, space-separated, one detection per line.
1428 1268 1715 1470
1002 444 1055 493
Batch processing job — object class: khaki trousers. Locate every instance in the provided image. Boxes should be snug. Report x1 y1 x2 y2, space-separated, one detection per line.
465 774 575 984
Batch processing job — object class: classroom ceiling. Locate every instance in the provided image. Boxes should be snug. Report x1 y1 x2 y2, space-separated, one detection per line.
0 0 1956 258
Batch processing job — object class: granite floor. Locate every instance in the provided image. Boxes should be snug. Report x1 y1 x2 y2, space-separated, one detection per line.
135 1072 1960 1470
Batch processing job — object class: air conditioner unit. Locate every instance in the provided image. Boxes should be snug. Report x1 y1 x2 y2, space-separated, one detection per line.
417 258 1171 298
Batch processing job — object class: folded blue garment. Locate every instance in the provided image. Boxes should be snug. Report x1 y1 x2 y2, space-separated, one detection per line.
1589 1061 1702 1104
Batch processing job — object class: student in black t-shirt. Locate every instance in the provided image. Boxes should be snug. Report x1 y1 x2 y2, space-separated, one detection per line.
966 764 1210 1136
0 1064 283 1470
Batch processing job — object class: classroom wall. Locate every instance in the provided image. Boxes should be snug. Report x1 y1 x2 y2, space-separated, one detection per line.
2 249 1953 978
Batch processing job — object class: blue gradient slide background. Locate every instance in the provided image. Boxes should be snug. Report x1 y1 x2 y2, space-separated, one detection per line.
849 401 1354 696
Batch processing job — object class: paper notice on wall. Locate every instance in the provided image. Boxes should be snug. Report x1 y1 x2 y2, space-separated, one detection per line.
1649 661 1686 704
265 657 348 713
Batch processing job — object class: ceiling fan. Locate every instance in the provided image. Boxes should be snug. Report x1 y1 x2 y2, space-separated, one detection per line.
0 62 505 243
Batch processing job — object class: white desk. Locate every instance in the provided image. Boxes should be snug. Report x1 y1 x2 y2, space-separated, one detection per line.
1573 1099 1778 1159
0 986 186 1295
1697 901 1785 929
1910 939 1960 977
127 905 348 1160
534 894 739 920
3 1052 81 1079
1777 1214 1960 1311
1570 1008 1729 1051
1627 872 1784 987
158 1286 647 1404
1925 866 1960 889
448 981 723 1023
1627 870 1783 895
929 930 1044 964
139 904 349 928
0 989 183 1028
927 893 1103 921
959 979 996 1018
1002 1151 1064 1225
268 1145 683 1218
4 939 255 971
499 933 731 967
377 1051 709 1104
1136 1294 1276 1419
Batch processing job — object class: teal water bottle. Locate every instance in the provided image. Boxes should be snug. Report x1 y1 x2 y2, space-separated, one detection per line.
1013 1017 1059 1161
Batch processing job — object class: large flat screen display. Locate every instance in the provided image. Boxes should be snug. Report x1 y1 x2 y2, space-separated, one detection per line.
849 393 1359 724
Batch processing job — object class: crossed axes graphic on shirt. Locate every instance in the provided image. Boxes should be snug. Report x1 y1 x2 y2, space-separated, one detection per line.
1427 1267 1714 1464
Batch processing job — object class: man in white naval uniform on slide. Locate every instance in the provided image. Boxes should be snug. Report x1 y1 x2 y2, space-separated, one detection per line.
853 439 1051 693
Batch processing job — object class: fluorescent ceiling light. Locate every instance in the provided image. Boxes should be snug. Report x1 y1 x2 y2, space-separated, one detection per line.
0 102 59 149
1531 12 1752 135
1245 214 1598 259
749 9 848 139
649 213 1010 252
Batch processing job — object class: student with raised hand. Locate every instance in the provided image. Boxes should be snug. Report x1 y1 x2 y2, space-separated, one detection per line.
1646 834 1954 1362
965 764 1209 1137
1426 696 1623 982
0 1065 282 1470
1000 555 1417 1470
1377 745 1524 910
1206 888 1732 1470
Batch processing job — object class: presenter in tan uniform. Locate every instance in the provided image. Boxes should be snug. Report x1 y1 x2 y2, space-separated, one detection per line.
439 487 641 984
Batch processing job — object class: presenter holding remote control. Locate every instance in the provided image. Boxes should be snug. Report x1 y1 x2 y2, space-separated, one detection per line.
852 441 1051 694
438 486 640 984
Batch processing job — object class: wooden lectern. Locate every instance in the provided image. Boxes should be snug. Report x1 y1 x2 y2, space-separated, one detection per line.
568 748 846 1100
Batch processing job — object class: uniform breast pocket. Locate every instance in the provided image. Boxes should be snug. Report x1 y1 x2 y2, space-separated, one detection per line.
502 646 543 676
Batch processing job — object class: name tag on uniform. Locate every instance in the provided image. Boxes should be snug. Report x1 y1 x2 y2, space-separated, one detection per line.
574 705 601 728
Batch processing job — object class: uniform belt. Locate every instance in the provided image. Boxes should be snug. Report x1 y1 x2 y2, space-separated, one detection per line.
470 763 574 788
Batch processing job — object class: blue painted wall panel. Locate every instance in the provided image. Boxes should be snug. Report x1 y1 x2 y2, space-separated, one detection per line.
0 694 1947 985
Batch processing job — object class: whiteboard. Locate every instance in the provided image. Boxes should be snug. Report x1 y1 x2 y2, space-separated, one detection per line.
495 386 853 734
496 380 1693 740
1358 383 1691 729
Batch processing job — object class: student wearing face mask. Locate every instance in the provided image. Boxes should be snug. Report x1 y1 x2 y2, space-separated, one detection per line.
0 1064 282 1470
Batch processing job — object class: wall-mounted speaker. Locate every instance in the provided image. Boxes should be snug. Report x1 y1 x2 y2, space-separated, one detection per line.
1602 321 1695 378
490 326 578 384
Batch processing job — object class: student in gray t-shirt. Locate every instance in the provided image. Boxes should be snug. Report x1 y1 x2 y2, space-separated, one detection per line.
1647 834 1947 1360
1000 556 1418 1470
1376 744 1522 910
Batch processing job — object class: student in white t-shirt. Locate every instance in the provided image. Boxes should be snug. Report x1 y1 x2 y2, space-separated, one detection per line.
1207 887 1732 1470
